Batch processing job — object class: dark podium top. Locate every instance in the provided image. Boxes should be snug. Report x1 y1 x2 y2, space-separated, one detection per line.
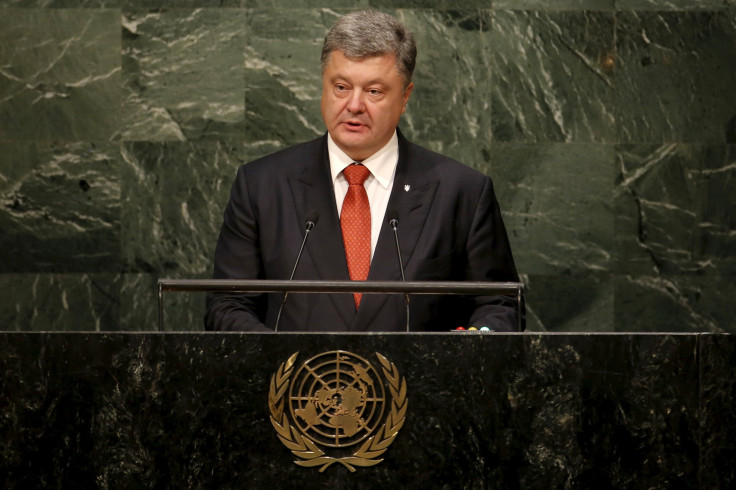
1 332 734 489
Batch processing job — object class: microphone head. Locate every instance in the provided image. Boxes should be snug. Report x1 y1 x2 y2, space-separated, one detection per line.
305 212 319 230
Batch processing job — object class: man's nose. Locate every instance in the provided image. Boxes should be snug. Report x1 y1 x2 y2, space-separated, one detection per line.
346 91 365 114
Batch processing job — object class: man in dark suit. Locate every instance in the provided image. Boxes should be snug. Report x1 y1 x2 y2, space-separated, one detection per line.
205 10 522 332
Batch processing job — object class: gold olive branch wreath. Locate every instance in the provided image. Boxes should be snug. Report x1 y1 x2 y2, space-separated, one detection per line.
268 352 408 472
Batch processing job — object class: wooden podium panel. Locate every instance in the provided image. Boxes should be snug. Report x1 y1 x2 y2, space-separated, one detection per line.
1 332 734 488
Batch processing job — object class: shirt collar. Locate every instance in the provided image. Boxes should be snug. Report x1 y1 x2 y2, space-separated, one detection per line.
328 131 399 190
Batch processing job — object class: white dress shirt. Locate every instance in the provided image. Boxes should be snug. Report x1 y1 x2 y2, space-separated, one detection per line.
328 131 399 260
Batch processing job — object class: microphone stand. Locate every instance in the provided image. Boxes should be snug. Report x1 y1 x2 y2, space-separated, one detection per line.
274 215 318 332
389 215 410 332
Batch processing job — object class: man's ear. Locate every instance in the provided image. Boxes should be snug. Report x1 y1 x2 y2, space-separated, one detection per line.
402 82 414 112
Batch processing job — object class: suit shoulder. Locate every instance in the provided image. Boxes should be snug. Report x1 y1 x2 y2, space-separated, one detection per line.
403 140 489 182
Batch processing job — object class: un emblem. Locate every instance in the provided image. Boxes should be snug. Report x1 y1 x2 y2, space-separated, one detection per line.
269 351 408 472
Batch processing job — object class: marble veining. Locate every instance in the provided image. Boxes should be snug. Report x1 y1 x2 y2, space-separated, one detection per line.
119 8 246 142
0 274 120 331
120 140 244 275
0 141 120 272
615 144 736 276
614 10 736 143
0 9 120 141
493 143 614 275
617 0 735 10
491 10 617 143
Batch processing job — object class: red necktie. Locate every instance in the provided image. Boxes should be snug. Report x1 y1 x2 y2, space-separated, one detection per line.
341 164 371 309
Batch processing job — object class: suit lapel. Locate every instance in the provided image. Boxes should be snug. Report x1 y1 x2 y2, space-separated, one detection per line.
287 136 355 327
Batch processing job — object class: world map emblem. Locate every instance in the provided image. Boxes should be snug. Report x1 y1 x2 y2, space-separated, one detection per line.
268 350 408 472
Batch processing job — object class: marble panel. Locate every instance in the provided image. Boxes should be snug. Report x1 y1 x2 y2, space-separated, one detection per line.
615 144 736 276
523 272 614 332
491 10 616 142
0 141 120 273
490 143 614 275
244 8 327 148
494 0 615 9
617 0 735 10
119 273 159 331
250 0 366 7
0 333 702 488
615 10 736 143
700 333 736 489
399 10 493 170
614 274 735 332
1 0 120 6
118 9 246 142
0 9 121 141
120 140 246 275
122 0 243 7
0 274 120 331
369 1 489 11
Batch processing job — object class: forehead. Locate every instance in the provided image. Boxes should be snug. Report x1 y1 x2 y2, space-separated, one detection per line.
323 50 403 82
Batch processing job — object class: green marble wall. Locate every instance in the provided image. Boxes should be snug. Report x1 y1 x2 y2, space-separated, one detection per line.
1 1 734 332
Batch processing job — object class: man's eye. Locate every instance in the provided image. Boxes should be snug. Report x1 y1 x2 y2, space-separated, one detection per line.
368 89 382 96
336 84 347 91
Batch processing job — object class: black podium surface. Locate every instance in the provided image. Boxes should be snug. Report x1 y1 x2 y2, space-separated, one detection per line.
1 332 734 489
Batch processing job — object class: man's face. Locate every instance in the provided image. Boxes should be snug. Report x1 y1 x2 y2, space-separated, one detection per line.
321 50 414 162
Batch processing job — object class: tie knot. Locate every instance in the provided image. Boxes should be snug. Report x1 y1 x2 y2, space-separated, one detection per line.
343 164 370 186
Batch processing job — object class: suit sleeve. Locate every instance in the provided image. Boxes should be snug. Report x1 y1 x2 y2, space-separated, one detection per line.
464 176 525 332
204 165 270 332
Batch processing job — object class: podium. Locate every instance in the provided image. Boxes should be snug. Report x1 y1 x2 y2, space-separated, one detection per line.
1 331 735 488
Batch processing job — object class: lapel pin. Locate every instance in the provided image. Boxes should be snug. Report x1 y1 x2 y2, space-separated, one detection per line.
404 184 410 192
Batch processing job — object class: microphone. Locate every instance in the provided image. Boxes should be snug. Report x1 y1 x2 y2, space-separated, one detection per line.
274 213 319 332
386 209 410 332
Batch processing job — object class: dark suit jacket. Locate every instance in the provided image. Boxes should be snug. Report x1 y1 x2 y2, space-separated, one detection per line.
205 131 522 332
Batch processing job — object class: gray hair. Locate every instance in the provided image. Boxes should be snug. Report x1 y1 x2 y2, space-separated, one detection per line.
321 10 417 86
